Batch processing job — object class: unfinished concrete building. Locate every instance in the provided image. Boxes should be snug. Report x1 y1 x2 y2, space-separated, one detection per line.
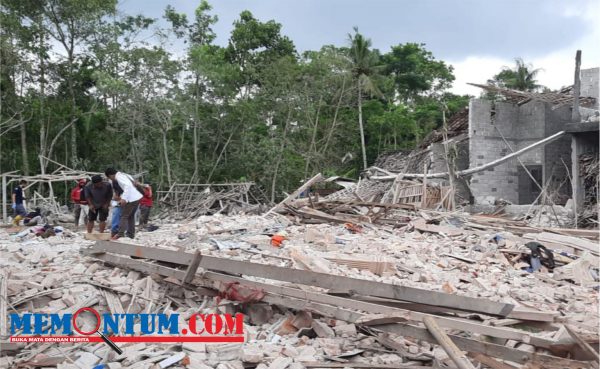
467 68 598 206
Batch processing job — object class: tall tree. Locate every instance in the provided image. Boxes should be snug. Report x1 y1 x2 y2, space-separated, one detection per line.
348 27 380 170
165 1 218 179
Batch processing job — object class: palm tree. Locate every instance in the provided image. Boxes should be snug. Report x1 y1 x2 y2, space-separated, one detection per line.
348 27 380 170
492 58 542 92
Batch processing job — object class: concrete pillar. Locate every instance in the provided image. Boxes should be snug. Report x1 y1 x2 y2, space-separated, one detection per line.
1 175 6 223
570 135 581 226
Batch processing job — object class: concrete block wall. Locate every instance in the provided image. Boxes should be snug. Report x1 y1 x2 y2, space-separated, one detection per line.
468 99 520 204
543 105 573 202
428 138 471 202
580 67 599 108
515 101 545 165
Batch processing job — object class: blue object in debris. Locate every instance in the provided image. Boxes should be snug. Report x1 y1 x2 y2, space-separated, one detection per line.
524 256 542 273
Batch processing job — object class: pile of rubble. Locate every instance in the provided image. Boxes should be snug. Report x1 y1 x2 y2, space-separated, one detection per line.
1 206 598 369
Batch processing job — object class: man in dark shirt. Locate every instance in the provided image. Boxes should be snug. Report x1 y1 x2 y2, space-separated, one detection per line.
84 175 113 233
11 180 27 225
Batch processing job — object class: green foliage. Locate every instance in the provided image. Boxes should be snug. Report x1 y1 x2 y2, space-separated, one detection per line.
382 43 455 101
0 0 469 203
489 58 542 92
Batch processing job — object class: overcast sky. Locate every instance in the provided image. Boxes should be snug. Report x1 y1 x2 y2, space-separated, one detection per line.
120 0 599 95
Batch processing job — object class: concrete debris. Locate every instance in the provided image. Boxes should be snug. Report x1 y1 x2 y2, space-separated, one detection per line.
0 206 598 369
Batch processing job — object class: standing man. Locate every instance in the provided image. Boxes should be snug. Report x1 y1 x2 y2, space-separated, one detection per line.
11 180 27 225
105 168 142 240
70 179 88 228
139 184 153 229
84 175 113 233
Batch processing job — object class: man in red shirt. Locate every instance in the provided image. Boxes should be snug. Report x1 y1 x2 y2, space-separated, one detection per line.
70 179 88 228
139 184 153 228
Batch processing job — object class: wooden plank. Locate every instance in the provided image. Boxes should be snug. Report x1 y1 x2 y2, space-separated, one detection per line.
265 173 323 215
182 251 202 285
85 252 586 367
523 232 599 256
413 219 463 237
371 131 567 180
375 323 589 368
468 353 520 369
423 316 476 369
86 242 515 317
85 241 514 317
84 248 556 348
565 324 600 363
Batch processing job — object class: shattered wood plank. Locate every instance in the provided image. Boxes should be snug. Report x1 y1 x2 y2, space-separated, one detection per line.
84 251 582 366
84 248 556 348
375 323 589 368
197 271 555 347
468 353 520 369
182 250 202 285
423 316 477 369
84 241 515 316
565 325 600 363
297 206 353 224
523 232 599 256
371 131 567 180
412 219 463 237
265 173 324 215
103 290 125 315
289 247 332 273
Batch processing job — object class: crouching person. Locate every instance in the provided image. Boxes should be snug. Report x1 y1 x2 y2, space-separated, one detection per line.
85 175 113 233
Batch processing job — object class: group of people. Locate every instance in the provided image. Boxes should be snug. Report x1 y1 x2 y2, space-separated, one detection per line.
12 168 153 241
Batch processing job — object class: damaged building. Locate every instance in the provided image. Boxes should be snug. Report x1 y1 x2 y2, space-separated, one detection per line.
373 64 599 222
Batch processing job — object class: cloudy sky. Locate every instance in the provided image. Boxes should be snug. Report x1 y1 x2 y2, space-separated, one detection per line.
120 0 599 95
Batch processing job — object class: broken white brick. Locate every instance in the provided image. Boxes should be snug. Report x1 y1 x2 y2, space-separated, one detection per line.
182 342 206 353
333 323 356 337
158 352 186 368
291 311 312 329
74 352 100 368
41 274 58 288
311 320 334 338
282 345 299 357
241 347 263 363
268 357 293 369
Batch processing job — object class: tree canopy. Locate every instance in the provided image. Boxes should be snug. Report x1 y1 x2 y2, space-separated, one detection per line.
0 0 471 203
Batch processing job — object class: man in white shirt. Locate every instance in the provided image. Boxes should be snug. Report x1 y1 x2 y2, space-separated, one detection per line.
105 168 143 240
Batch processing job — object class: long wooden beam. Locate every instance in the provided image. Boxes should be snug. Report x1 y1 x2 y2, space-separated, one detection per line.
86 242 514 317
83 245 559 348
83 251 588 368
371 131 566 180
265 172 324 215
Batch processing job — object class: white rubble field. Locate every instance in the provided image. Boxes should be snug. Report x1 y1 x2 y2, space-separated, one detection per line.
0 214 597 369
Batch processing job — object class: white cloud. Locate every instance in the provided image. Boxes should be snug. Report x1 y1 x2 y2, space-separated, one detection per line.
449 0 600 96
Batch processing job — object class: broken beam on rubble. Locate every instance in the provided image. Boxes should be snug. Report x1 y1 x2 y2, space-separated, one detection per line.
85 241 515 317
565 325 600 363
265 173 324 215
371 131 567 180
80 251 586 367
423 316 476 369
